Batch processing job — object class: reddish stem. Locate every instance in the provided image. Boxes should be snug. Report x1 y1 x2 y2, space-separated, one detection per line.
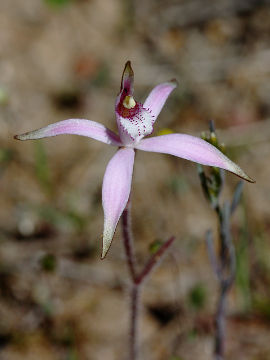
122 200 175 360
135 236 176 285
122 200 137 282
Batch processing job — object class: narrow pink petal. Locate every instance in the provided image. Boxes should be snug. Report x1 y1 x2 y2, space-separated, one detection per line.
102 148 135 258
14 119 122 146
143 80 177 123
136 134 254 182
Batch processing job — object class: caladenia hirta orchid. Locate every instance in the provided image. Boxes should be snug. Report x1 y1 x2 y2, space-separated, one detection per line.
15 61 254 259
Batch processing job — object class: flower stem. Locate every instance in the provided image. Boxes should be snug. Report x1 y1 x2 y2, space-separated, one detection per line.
122 199 137 282
135 236 175 285
122 200 139 360
122 199 175 360
130 283 140 360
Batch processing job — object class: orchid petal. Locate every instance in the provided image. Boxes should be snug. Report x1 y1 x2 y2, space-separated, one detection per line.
136 134 254 182
102 148 135 258
14 119 122 146
143 80 177 123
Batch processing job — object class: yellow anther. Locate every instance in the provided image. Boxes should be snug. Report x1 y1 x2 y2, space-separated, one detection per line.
123 95 136 109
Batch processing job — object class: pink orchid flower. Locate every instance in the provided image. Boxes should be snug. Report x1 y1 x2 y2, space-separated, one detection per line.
15 61 254 258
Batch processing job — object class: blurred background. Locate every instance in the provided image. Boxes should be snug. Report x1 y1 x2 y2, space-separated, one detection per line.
0 0 270 359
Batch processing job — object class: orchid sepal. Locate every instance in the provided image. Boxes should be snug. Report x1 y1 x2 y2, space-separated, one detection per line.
101 147 135 258
14 119 122 146
135 134 254 183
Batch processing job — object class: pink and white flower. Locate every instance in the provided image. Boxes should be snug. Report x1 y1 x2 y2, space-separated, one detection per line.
15 61 254 258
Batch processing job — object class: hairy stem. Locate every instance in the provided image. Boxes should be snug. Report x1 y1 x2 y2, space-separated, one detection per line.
122 200 137 282
135 236 175 285
130 284 140 360
122 200 175 360
122 200 139 360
